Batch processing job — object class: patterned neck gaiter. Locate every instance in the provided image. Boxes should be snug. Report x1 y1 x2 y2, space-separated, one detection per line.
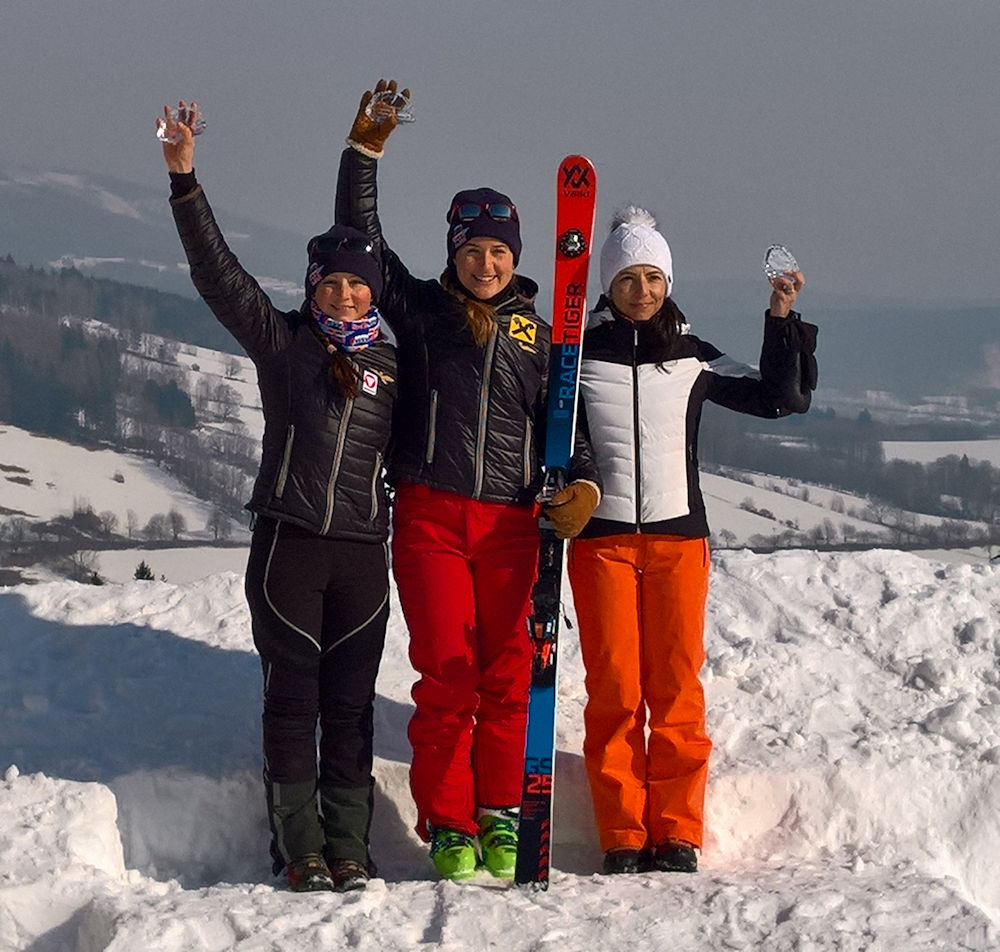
311 302 382 353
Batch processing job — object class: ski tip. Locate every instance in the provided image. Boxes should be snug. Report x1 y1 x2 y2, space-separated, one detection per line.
557 156 596 198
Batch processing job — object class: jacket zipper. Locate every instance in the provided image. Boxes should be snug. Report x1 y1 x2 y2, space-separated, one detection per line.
632 325 642 532
473 324 498 498
275 425 295 499
370 451 383 522
522 418 533 488
321 394 355 534
425 389 438 464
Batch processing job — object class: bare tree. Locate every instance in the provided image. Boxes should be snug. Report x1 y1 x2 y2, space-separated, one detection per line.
5 518 29 553
715 528 737 548
69 550 101 583
167 508 187 541
207 508 232 541
144 513 170 541
213 383 242 423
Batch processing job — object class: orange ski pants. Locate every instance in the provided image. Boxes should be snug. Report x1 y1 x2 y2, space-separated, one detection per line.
568 534 711 851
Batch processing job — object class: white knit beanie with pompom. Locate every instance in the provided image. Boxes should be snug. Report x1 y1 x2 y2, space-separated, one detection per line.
599 206 673 295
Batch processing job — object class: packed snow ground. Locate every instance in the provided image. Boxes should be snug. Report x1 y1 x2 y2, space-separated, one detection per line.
2 548 999 951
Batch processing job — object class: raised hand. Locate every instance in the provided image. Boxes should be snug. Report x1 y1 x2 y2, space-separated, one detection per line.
768 269 805 318
158 101 199 174
347 78 411 157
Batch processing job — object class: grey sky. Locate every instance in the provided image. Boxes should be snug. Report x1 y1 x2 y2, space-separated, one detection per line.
2 0 998 306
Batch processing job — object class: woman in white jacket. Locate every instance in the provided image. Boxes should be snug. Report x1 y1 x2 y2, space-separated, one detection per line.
569 207 816 875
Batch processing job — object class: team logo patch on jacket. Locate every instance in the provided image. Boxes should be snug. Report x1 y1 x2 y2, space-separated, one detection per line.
362 370 379 395
509 314 537 345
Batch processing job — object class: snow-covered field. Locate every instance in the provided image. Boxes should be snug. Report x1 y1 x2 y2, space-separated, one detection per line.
2 547 999 951
883 439 1000 467
7 421 997 590
0 425 219 535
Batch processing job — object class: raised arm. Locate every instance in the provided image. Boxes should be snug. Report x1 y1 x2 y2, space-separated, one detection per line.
335 79 406 243
159 101 287 359
335 80 421 332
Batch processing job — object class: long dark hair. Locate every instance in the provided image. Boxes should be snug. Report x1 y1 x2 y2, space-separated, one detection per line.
598 293 688 357
308 323 363 399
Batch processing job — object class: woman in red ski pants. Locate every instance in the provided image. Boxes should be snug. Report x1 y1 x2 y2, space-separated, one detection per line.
336 80 600 880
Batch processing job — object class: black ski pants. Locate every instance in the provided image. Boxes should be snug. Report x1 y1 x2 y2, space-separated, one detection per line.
244 517 389 865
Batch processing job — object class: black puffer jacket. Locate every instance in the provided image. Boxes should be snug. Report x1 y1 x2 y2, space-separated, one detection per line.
171 183 397 541
336 147 597 506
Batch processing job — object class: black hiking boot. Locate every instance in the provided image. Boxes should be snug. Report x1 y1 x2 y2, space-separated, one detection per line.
602 848 649 874
326 858 371 892
651 839 698 873
286 853 336 892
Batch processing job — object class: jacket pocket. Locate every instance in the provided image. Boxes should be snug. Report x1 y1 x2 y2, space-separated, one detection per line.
425 389 438 464
274 425 295 499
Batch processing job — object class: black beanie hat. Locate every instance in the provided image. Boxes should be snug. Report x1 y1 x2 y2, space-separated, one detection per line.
305 225 383 303
446 188 521 266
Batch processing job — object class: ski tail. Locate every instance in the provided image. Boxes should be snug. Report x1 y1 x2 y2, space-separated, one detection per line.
515 155 597 890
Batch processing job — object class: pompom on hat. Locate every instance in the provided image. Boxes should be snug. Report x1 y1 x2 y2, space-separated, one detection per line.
599 206 673 295
305 225 383 303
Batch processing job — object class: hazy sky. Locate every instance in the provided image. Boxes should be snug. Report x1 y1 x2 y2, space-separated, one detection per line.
2 0 998 307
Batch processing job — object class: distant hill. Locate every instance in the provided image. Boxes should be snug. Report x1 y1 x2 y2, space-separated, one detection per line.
673 279 999 401
3 162 997 403
0 164 308 305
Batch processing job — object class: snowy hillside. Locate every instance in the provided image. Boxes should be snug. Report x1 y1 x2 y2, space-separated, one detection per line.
6 416 994 591
2 550 999 950
0 424 250 585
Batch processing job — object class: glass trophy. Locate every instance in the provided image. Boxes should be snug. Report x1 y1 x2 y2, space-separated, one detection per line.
763 244 799 284
156 106 207 144
364 89 415 123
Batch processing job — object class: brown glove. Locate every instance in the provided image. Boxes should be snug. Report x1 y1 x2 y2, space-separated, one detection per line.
346 78 410 158
544 481 600 539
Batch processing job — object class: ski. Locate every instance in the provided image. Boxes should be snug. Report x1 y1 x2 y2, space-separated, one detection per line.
516 154 597 889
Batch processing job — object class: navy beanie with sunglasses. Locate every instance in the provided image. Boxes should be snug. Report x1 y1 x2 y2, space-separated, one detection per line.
305 225 383 303
446 187 522 266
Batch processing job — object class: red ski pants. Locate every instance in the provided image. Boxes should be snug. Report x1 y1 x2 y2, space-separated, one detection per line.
391 483 538 840
568 534 711 851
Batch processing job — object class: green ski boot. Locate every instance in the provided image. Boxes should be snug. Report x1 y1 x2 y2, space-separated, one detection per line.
430 828 478 881
478 812 518 879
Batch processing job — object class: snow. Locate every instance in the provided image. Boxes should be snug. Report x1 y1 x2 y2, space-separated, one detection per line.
883 439 1000 467
2 549 999 951
0 426 218 531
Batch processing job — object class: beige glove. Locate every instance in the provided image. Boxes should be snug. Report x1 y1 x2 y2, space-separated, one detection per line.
544 481 600 539
346 78 410 158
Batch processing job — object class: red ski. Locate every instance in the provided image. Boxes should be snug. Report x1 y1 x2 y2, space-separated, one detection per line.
516 155 597 889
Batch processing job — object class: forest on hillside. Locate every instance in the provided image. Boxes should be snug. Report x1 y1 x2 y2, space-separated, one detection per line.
2 258 999 545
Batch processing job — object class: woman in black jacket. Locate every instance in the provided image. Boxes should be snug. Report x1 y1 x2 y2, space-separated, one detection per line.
334 82 600 882
160 102 397 894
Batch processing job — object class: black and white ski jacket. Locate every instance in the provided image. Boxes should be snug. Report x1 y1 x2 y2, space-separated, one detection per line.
577 305 817 539
171 181 397 542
